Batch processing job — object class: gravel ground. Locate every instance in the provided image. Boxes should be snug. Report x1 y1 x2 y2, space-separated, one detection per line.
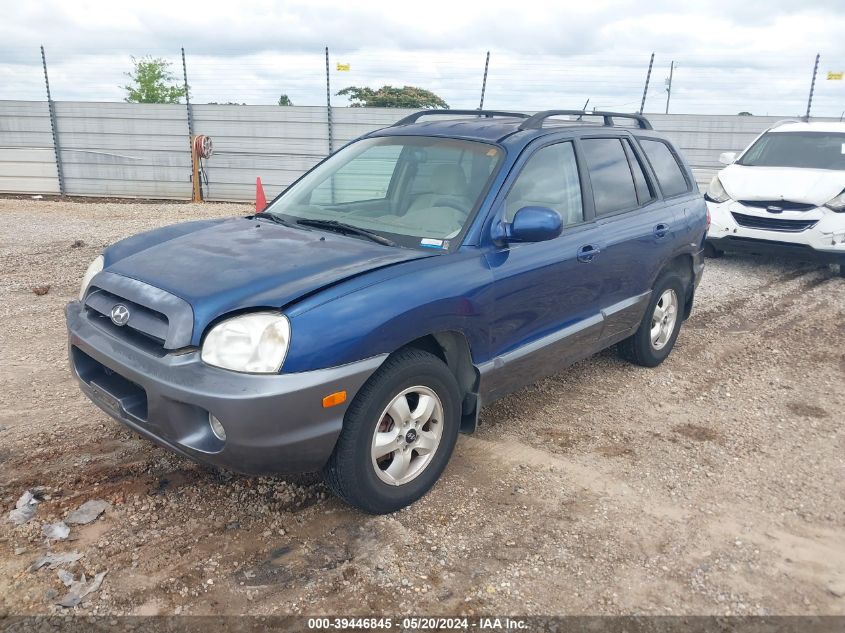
0 198 843 616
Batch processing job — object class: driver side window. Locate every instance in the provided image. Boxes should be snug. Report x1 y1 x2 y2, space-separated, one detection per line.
504 142 583 226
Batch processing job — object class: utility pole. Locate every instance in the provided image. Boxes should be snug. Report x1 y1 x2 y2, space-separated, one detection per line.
664 60 676 114
40 45 65 195
325 46 334 154
805 53 820 121
639 53 654 114
478 51 490 110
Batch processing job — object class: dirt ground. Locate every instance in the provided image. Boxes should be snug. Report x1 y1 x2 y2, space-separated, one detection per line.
0 198 843 617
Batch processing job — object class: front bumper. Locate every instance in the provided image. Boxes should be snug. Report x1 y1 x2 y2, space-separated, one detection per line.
706 200 845 263
66 301 385 475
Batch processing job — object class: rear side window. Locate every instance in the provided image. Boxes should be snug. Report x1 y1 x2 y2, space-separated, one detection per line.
639 139 690 197
623 139 653 205
581 138 639 216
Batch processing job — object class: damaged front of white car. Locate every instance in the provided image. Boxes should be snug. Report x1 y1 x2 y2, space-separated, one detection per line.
704 121 845 276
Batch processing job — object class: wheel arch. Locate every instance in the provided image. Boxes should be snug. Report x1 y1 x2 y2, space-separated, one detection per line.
397 331 481 434
655 253 695 320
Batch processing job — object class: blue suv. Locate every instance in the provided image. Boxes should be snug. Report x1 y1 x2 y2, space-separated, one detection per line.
66 110 707 513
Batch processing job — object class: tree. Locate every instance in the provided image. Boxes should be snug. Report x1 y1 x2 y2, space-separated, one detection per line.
278 94 293 106
123 56 187 104
336 85 448 109
737 111 753 116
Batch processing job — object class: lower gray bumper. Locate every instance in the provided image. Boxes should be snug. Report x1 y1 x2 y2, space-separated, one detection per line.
66 301 385 475
707 236 845 264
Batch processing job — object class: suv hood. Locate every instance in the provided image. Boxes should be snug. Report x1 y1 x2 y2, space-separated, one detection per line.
105 217 432 329
719 164 845 206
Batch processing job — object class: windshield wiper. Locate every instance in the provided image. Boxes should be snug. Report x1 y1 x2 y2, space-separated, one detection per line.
295 218 396 246
253 212 296 228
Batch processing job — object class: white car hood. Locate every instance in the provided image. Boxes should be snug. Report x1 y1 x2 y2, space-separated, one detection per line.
719 164 845 206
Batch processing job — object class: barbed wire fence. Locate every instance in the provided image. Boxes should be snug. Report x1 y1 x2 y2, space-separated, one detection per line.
1 45 843 201
3 45 843 117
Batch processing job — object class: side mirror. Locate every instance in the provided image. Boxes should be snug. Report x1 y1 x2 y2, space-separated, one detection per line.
718 151 737 165
496 206 563 243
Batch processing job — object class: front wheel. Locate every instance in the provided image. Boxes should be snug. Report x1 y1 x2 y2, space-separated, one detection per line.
322 348 461 514
618 274 686 367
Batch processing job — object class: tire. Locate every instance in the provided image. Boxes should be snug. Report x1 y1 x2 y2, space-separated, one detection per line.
322 348 461 514
703 241 724 258
618 273 686 368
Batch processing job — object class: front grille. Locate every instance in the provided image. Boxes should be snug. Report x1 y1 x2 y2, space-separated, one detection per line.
85 287 169 349
738 200 817 212
731 211 818 233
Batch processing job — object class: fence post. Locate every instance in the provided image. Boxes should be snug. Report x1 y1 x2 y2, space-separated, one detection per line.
325 46 334 155
639 53 654 114
804 53 820 121
182 47 201 202
478 51 490 110
40 45 65 195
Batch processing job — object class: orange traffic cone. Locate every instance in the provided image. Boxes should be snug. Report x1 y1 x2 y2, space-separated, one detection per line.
255 177 268 212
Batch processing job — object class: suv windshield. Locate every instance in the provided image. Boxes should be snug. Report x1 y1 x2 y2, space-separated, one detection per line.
265 136 503 250
737 131 845 170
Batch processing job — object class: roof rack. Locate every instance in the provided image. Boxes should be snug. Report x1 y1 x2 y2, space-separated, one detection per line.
518 110 653 130
392 109 530 127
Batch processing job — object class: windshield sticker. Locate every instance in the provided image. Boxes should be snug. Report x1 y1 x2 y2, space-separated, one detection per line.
420 238 446 249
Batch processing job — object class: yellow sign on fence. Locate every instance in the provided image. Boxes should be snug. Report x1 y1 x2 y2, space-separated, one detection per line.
336 63 350 72
827 71 843 80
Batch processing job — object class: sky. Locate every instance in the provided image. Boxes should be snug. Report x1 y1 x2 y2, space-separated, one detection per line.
0 0 843 117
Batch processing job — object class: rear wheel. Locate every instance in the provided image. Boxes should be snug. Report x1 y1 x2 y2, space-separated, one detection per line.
322 348 461 514
619 274 686 367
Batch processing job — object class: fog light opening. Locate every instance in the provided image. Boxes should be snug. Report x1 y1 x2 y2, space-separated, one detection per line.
209 414 226 442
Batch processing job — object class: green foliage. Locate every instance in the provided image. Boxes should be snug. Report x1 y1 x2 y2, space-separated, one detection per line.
123 56 187 104
278 94 293 106
737 111 753 116
336 85 448 109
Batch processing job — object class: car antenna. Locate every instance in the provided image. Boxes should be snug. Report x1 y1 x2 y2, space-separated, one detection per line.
577 99 590 121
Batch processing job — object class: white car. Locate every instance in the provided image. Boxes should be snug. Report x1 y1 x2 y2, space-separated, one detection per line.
704 121 845 276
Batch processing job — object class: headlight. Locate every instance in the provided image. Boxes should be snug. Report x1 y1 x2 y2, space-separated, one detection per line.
79 255 104 300
201 312 290 374
824 189 845 212
704 176 730 203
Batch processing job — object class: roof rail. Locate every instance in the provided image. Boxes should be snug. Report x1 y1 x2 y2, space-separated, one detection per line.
518 110 653 130
392 109 530 127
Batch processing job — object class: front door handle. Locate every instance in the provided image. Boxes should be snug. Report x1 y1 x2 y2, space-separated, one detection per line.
577 244 601 263
654 223 669 239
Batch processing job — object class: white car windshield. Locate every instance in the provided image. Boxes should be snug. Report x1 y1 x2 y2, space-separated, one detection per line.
738 131 845 171
265 136 503 250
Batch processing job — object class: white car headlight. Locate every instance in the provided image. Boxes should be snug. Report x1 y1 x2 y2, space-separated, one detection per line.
824 189 845 212
201 313 291 374
704 176 730 204
79 255 104 300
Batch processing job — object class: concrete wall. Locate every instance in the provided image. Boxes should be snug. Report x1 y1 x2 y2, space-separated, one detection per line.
0 101 838 201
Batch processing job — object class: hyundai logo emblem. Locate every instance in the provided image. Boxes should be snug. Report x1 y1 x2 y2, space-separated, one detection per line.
766 205 783 213
110 304 130 326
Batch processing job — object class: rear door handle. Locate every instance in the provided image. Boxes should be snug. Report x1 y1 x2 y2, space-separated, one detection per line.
577 244 601 263
654 223 669 239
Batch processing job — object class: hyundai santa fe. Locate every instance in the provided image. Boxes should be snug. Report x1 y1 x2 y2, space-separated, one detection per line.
66 109 707 513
